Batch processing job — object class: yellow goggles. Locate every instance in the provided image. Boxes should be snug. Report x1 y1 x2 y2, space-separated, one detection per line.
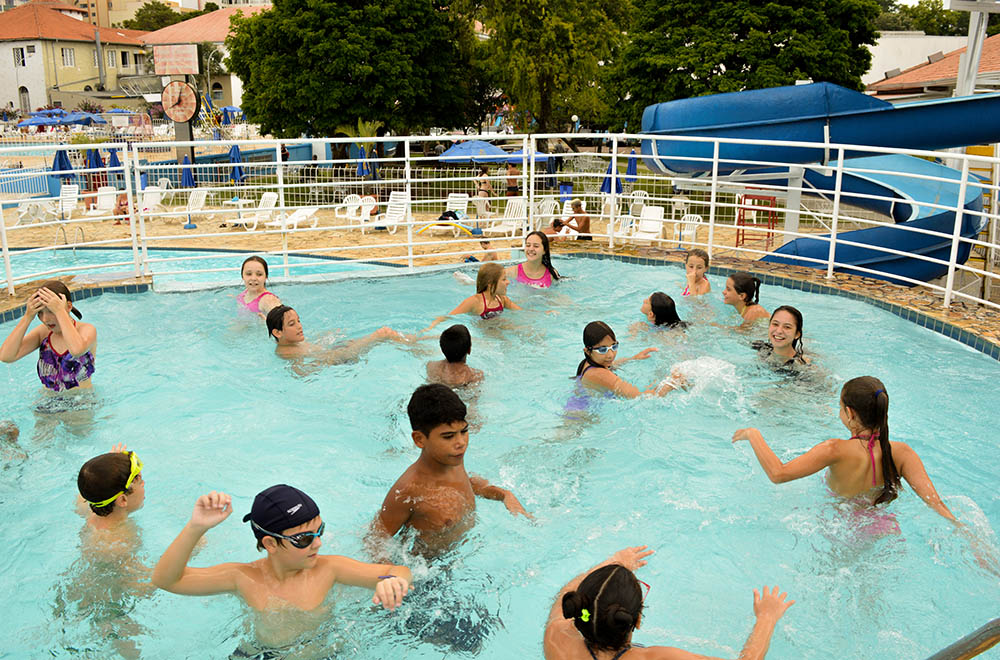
88 451 143 508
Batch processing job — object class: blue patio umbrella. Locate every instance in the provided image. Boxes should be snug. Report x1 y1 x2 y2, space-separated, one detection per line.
18 115 58 127
625 149 638 183
85 148 106 189
31 108 69 117
356 146 371 177
181 154 196 188
599 160 622 195
107 148 123 189
63 112 106 126
220 109 231 125
52 150 74 178
439 140 508 164
2 110 7 122
106 108 132 113
228 145 246 183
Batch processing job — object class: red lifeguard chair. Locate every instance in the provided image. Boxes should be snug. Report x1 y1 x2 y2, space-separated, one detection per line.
735 193 778 249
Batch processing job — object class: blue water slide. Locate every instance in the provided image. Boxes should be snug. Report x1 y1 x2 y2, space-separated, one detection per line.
639 83 1000 283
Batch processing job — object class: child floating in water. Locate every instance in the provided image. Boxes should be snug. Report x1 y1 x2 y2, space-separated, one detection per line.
369 384 531 555
732 376 957 522
1 280 97 392
426 324 483 387
237 256 282 319
153 485 412 614
683 248 711 296
722 271 769 327
265 305 405 363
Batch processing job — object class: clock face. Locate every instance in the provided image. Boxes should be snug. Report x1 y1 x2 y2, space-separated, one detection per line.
162 81 200 123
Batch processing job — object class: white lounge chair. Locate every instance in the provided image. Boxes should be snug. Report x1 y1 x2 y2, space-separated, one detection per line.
472 195 494 220
631 205 666 245
140 186 165 213
334 193 362 228
233 192 278 231
359 196 377 228
184 189 207 225
266 206 319 230
483 198 526 238
428 193 470 237
675 213 703 248
369 191 410 235
16 199 57 225
534 198 558 231
157 177 174 204
85 186 118 218
58 184 79 221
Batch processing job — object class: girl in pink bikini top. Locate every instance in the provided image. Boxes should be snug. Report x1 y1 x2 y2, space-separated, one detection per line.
426 263 522 332
237 256 281 318
509 231 560 289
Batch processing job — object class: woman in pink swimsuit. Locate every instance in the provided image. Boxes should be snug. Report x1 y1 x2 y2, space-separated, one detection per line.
732 376 960 525
1 280 97 392
237 256 281 319
506 231 560 289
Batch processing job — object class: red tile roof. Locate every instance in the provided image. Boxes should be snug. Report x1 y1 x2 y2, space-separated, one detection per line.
140 5 269 45
0 2 147 45
868 33 1000 91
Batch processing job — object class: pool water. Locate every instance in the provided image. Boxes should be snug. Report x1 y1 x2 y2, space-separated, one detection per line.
2 248 385 290
1 257 998 659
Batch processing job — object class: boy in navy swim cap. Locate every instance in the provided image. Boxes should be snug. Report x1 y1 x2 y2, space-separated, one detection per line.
153 485 412 614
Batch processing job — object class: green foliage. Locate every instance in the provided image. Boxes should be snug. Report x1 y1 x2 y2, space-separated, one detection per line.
226 0 481 137
607 0 880 129
121 1 185 31
195 42 226 97
476 0 632 132
74 99 105 114
899 0 967 35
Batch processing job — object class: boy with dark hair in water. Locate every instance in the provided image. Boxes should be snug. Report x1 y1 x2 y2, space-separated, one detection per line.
369 384 531 554
426 324 483 387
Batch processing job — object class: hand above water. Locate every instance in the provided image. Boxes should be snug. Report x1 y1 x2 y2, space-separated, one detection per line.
753 585 795 622
732 428 761 443
372 575 412 612
189 491 233 531
609 545 654 572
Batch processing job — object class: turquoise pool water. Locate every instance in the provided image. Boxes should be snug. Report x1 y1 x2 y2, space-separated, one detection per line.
2 248 386 290
1 257 998 659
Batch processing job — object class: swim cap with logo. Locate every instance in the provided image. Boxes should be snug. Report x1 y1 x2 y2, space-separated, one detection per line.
242 484 320 540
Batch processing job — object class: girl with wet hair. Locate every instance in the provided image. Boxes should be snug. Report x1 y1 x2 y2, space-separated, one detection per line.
544 545 795 660
573 321 680 399
683 248 711 296
1 280 97 391
428 263 522 331
733 376 958 522
237 256 281 319
722 271 768 326
641 292 687 329
506 231 561 288
77 444 145 527
751 305 809 366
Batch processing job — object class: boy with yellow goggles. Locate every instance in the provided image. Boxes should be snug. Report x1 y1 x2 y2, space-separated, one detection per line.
78 446 146 524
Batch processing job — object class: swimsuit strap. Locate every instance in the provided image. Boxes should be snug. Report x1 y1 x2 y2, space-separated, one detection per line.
584 643 632 660
682 284 690 296
850 431 880 486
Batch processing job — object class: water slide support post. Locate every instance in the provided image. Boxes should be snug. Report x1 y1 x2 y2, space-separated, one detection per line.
943 156 971 307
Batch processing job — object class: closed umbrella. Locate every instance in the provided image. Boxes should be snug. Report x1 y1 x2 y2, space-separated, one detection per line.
228 145 246 183
221 109 232 125
356 146 371 178
52 150 74 178
625 149 638 183
181 155 197 229
85 148 106 190
107 149 123 189
599 160 622 195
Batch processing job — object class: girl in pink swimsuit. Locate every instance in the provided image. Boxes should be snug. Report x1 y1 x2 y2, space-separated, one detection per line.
0 280 97 392
681 248 710 296
237 256 281 319
506 231 560 289
427 263 521 331
732 376 960 525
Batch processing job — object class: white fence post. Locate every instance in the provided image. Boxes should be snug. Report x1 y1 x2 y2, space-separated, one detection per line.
124 144 143 277
404 138 413 270
943 156 971 307
276 140 289 277
609 135 618 249
522 134 530 241
826 148 846 279
0 203 13 295
528 135 536 232
706 141 720 259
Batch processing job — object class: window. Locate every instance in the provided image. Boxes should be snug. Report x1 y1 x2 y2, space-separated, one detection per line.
61 47 75 67
26 45 35 54
120 50 128 68
211 82 223 101
92 49 98 67
107 50 115 68
12 47 25 67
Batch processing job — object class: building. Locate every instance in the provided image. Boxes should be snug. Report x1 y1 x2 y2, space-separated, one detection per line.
0 0 147 112
867 33 1000 100
863 31 967 87
69 0 193 30
140 5 267 108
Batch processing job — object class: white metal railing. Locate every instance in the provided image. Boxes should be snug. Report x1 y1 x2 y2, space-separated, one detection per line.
0 133 998 312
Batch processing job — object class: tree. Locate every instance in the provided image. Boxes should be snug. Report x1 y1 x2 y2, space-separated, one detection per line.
195 42 226 99
226 0 480 137
607 0 880 129
121 0 185 31
899 0 967 35
475 0 632 132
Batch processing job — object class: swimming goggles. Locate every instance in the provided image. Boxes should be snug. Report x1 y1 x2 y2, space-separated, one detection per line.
251 521 325 549
589 342 620 354
638 578 651 604
88 451 143 508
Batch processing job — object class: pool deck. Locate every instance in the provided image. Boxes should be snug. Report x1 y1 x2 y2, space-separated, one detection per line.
2 212 999 360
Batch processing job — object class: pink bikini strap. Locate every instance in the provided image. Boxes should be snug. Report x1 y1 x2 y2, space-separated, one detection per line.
866 431 880 486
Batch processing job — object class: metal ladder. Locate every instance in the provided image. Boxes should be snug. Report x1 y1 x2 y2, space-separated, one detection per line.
53 225 84 256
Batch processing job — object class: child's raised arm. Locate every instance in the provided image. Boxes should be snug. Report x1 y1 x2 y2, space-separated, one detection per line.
732 428 839 484
469 475 532 518
0 296 45 363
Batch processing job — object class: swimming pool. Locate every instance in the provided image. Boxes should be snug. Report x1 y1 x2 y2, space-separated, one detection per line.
2 247 388 291
1 257 998 659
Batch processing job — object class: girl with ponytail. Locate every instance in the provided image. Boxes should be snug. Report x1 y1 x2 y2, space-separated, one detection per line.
721 271 769 326
506 231 561 289
732 376 958 522
544 545 795 659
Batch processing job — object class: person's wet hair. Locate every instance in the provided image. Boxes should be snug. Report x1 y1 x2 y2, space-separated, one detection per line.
78 452 133 517
525 231 560 280
407 383 467 437
242 255 269 280
561 564 643 653
476 262 504 297
648 292 685 327
729 271 761 305
841 376 900 505
576 321 616 377
266 305 294 342
35 279 82 319
771 305 804 353
685 248 709 268
440 324 472 363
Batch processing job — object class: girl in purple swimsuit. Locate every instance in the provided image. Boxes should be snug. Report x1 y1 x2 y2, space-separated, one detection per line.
1 280 97 392
237 256 281 319
732 376 959 524
571 321 680 401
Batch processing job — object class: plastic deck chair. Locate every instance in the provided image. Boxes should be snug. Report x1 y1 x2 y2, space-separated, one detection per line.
631 205 666 245
157 177 174 204
428 193 471 237
140 186 165 213
675 213 703 248
233 192 278 231
334 193 362 227
534 198 558 231
369 191 410 235
183 189 207 227
58 184 79 221
266 206 319 230
483 198 526 238
85 186 117 218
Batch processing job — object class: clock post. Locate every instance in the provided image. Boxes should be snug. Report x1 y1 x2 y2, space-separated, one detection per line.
162 79 200 168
